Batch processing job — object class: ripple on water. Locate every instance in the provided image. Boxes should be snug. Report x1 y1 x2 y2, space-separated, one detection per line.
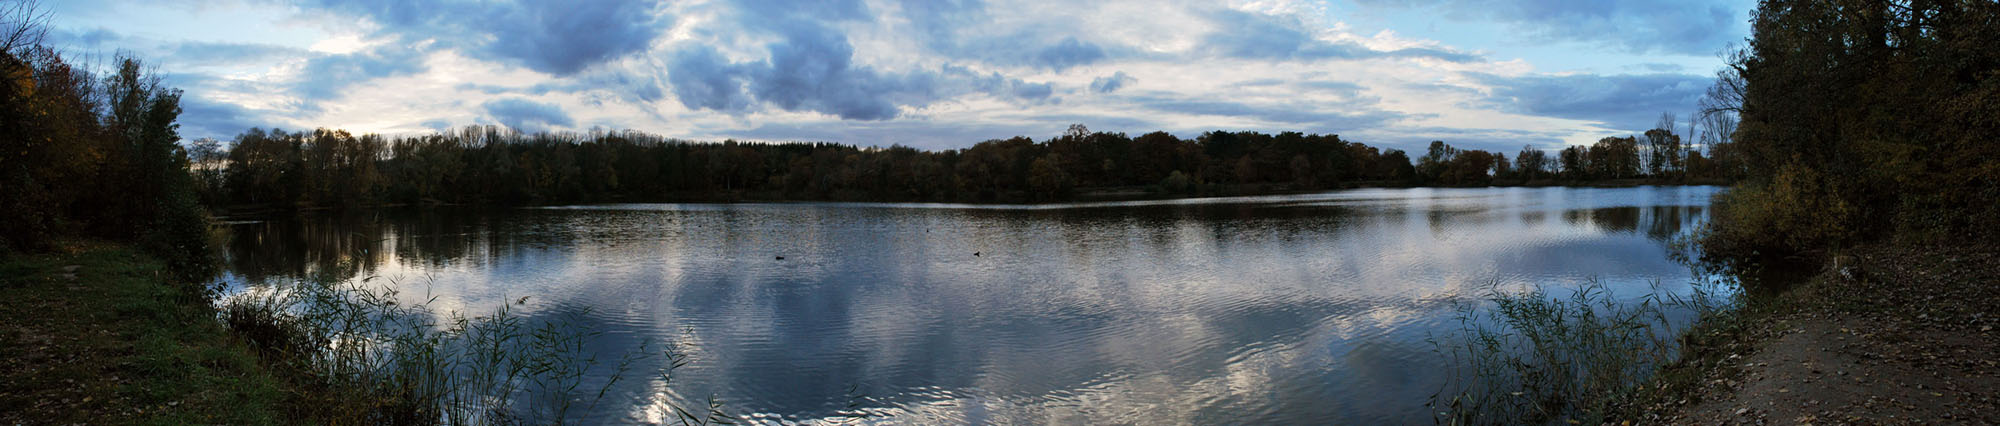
217 186 1722 424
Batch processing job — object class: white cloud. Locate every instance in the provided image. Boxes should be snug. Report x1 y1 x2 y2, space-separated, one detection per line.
59 0 1730 155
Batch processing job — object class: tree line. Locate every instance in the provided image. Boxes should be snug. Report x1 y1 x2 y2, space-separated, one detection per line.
193 121 1739 210
1698 0 2000 264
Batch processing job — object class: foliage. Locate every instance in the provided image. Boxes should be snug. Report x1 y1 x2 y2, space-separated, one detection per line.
0 7 211 286
1701 0 2000 260
203 122 1735 209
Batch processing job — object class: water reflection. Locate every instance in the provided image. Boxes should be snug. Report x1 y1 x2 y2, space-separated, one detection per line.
217 186 1720 424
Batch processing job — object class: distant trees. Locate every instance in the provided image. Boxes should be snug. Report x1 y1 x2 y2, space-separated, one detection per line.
192 118 1733 210
206 127 1446 207
1515 146 1550 181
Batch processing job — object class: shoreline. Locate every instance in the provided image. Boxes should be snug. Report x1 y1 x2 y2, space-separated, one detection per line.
210 179 1731 218
1615 244 2000 423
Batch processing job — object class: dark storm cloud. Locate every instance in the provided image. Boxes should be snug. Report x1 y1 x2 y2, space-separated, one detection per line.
1090 72 1134 94
301 0 667 75
748 21 912 120
667 45 754 113
1354 0 1744 55
482 97 574 131
1472 72 1711 132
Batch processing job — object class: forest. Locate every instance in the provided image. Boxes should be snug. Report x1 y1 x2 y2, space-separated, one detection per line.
1697 0 2000 264
0 12 209 278
186 118 1738 211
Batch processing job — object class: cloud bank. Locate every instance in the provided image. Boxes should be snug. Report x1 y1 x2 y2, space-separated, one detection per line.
47 0 1753 151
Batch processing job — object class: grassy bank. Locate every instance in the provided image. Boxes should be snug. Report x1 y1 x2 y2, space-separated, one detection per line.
0 244 299 424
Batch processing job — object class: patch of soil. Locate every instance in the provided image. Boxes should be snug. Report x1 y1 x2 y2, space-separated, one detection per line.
1649 245 2000 424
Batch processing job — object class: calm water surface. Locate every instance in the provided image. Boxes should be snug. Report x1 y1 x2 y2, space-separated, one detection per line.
220 186 1718 424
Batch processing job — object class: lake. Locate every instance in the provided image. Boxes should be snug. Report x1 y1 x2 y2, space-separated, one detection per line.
217 186 1719 424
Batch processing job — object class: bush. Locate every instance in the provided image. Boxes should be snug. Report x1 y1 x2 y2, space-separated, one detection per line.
1159 170 1195 195
1697 162 1860 275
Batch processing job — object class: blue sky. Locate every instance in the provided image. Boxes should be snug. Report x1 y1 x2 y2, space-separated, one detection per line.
44 0 1752 154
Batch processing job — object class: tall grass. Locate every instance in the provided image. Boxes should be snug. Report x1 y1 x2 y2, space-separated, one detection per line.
1429 276 1736 425
220 274 736 425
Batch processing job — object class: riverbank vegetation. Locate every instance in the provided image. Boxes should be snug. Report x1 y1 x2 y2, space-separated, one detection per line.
1693 0 2000 274
1430 278 1736 424
1658 0 2000 420
0 7 212 279
1436 1 2000 422
1 5 719 423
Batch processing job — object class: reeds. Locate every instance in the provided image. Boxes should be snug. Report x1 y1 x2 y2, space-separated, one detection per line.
1429 276 1736 425
220 274 734 425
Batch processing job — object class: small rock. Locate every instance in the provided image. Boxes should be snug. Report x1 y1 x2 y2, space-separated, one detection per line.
1736 408 1751 416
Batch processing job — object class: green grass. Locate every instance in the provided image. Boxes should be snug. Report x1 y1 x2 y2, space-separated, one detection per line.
0 244 292 424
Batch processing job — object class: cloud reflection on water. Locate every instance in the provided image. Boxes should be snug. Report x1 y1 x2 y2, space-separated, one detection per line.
218 186 1717 424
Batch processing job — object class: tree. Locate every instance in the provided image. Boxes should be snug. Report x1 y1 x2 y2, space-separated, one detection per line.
1516 146 1549 182
1027 154 1071 199
1700 0 2000 258
1644 113 1682 178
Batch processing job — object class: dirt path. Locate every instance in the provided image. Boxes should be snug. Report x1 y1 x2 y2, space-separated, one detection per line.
1649 246 2000 424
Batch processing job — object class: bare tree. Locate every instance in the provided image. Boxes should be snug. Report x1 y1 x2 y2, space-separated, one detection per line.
1699 43 1748 118
1 0 48 54
1064 123 1090 141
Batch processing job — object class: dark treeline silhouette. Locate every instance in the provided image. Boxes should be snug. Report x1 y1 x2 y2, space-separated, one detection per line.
197 121 1734 210
1699 0 2000 264
0 4 210 280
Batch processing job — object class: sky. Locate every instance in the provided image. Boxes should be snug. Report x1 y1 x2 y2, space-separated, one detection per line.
43 0 1753 154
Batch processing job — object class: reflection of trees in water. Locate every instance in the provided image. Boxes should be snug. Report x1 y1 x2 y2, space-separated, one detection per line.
222 213 389 283
387 209 485 268
224 209 538 283
1557 205 1708 241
